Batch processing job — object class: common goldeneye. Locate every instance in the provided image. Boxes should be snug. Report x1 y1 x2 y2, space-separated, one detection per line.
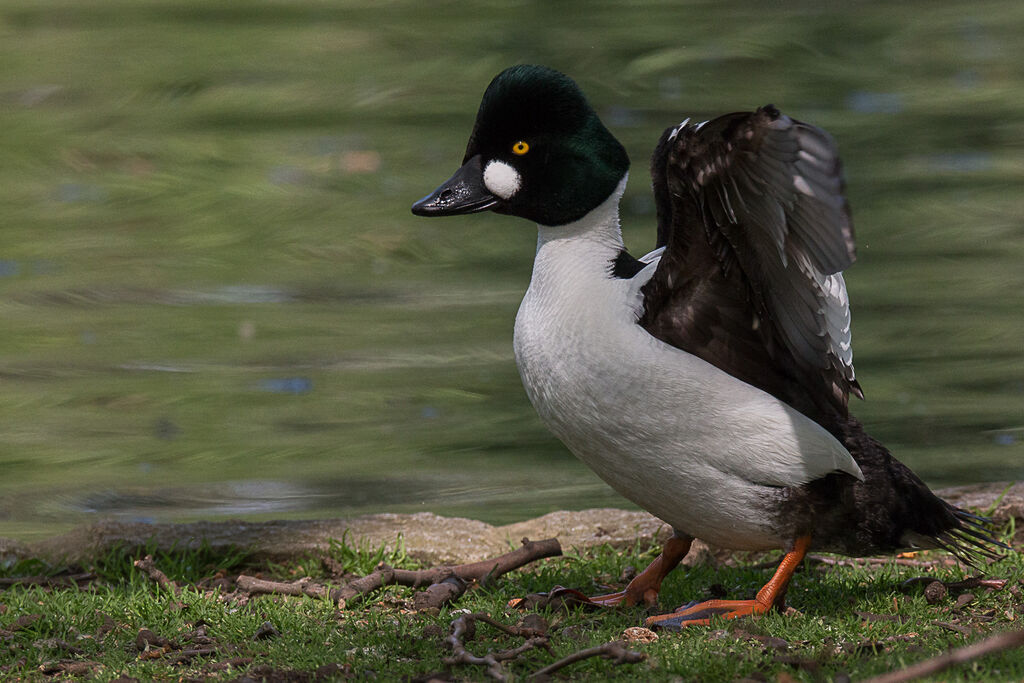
411 65 1001 627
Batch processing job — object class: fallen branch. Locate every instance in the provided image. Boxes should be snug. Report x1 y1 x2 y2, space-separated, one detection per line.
337 537 561 606
234 538 560 609
806 555 947 569
235 575 341 603
412 575 466 611
863 629 1024 683
529 640 646 678
442 537 563 585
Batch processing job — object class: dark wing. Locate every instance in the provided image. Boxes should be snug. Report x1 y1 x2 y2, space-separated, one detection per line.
640 105 861 427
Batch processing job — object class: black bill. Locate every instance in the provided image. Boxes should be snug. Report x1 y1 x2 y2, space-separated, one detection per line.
411 155 499 216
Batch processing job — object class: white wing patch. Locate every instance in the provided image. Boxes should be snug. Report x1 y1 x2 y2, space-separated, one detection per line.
483 160 521 200
668 118 690 142
638 246 666 264
793 174 816 197
822 272 855 380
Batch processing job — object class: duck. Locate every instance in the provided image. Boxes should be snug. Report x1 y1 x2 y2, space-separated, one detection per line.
411 64 1003 627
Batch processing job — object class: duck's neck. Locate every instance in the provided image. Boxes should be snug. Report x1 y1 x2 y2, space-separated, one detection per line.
532 175 628 277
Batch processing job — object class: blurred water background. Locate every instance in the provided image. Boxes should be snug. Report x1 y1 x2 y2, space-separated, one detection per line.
1 1 1022 540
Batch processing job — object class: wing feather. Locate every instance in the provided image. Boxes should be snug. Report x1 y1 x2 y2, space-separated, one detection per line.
640 105 861 427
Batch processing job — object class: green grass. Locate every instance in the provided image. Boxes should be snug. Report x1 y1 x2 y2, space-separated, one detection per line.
2 531 1022 681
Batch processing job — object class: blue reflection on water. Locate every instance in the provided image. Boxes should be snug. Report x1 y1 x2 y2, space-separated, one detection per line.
259 377 313 394
846 91 904 114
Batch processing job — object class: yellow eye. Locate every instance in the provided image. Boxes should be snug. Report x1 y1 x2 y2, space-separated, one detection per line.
512 140 530 155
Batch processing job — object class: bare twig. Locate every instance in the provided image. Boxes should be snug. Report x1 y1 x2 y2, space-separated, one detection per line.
235 575 342 603
863 629 1024 683
900 575 1008 594
806 555 947 569
529 640 646 678
933 621 973 636
945 577 1008 592
37 660 101 675
454 612 547 640
133 555 178 595
445 612 551 681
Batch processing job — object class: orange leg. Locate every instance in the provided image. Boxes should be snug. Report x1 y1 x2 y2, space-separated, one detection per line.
646 535 811 629
537 534 693 609
589 534 693 606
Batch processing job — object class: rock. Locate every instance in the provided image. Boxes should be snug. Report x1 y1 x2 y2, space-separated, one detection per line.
622 626 658 643
499 508 671 552
517 614 549 635
0 538 30 563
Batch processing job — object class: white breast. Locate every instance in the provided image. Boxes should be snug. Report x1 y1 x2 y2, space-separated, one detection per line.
512 186 861 550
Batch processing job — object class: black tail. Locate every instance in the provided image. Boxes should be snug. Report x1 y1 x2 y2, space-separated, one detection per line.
933 506 1010 567
804 417 1012 563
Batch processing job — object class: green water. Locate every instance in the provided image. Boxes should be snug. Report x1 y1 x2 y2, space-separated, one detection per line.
1 1 1022 540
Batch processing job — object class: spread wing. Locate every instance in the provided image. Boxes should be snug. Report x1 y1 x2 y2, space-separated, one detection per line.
639 105 861 427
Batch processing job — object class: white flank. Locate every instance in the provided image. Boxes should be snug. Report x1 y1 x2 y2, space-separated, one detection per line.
483 160 521 199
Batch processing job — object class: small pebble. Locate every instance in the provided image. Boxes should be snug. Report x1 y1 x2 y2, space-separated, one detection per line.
924 581 948 605
253 621 281 640
954 592 975 609
518 614 549 635
135 628 169 651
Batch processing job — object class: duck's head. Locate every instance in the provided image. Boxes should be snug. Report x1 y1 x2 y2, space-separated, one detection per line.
411 65 630 227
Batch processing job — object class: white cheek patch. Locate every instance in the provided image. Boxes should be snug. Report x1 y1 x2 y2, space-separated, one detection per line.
483 160 521 200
